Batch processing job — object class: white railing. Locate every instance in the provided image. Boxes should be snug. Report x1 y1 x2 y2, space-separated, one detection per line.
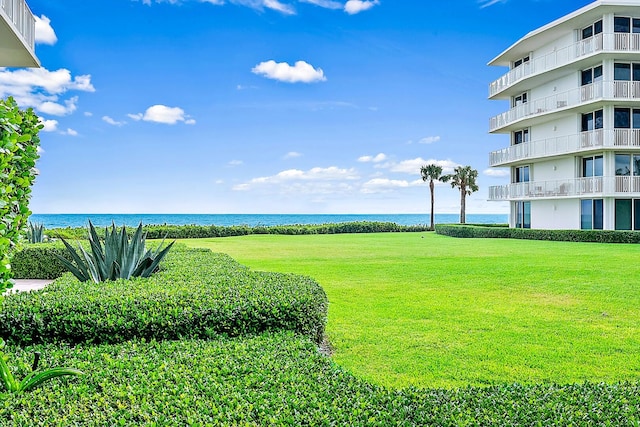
488 32 640 97
489 81 640 132
489 129 640 166
0 0 35 50
489 176 640 201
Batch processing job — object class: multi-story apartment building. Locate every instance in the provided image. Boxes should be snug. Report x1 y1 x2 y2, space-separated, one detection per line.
0 0 38 67
488 0 640 230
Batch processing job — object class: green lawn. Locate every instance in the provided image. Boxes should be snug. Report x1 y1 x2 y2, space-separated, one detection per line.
181 233 640 389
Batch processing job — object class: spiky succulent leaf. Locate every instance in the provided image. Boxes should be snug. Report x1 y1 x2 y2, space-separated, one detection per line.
19 367 83 392
0 352 18 392
55 238 91 282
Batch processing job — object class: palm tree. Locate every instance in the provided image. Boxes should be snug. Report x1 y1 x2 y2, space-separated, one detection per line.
442 165 479 224
420 164 444 231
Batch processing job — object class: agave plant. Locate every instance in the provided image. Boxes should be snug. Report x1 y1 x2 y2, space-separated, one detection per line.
0 339 83 393
26 221 46 243
56 221 175 283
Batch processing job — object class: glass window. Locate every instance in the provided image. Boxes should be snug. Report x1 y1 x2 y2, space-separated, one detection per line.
634 18 640 33
514 166 530 183
615 16 631 33
581 200 593 230
594 155 603 176
582 156 603 177
615 108 631 128
582 112 594 131
516 201 531 229
582 66 603 85
635 155 640 176
582 25 593 40
594 199 603 230
513 129 529 145
595 20 603 34
615 63 631 81
616 154 632 176
635 199 640 230
583 110 603 131
513 93 527 107
595 109 604 129
634 64 640 81
616 199 632 230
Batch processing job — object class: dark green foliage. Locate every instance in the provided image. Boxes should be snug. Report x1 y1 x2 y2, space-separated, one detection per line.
0 97 42 293
11 243 69 279
436 224 640 243
0 333 639 426
0 246 328 345
47 221 430 240
57 221 175 283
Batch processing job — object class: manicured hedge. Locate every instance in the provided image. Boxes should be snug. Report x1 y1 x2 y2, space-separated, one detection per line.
10 243 69 279
436 224 640 243
47 221 429 240
0 246 328 345
1 333 639 426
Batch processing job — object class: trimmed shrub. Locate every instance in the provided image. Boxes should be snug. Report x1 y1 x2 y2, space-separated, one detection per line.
11 243 69 279
47 221 430 240
1 333 639 426
0 246 328 345
436 223 640 243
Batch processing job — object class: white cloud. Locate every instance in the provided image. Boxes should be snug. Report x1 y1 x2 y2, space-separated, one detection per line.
39 119 58 132
418 136 441 144
252 60 326 83
483 168 509 177
344 0 379 14
379 157 459 175
84 112 93 117
129 105 195 125
479 0 507 8
284 151 303 159
0 68 94 116
34 15 57 45
102 116 126 126
228 0 295 14
61 128 78 136
361 178 417 194
228 160 244 166
358 153 387 163
233 166 359 193
300 0 342 9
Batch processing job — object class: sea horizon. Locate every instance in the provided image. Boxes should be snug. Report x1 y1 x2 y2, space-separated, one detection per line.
30 213 509 229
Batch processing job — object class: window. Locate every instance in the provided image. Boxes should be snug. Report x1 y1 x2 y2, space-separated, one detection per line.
512 92 527 108
515 201 531 229
514 165 530 183
615 153 640 176
614 108 640 129
582 65 603 85
581 199 603 230
582 110 603 131
582 155 603 177
614 63 640 81
513 129 529 145
614 199 640 230
614 17 640 33
582 20 603 39
512 56 530 69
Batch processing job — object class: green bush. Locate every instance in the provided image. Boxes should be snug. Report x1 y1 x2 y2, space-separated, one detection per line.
0 246 328 345
435 224 640 243
0 333 638 426
11 243 69 280
0 97 42 292
47 221 429 240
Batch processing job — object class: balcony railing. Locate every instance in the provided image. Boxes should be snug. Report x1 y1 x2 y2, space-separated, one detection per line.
0 0 35 50
489 80 640 132
488 176 640 201
489 129 640 166
489 32 640 97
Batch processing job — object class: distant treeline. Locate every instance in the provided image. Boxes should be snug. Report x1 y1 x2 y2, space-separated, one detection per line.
47 221 430 240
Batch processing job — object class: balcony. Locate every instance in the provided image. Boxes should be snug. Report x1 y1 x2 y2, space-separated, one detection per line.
488 176 640 201
489 129 640 166
0 0 38 67
489 80 640 132
489 32 640 97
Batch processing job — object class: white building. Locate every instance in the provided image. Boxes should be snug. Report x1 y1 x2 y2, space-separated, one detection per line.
488 0 640 230
0 0 38 67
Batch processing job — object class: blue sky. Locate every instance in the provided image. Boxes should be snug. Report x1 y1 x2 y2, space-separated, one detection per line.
5 0 593 214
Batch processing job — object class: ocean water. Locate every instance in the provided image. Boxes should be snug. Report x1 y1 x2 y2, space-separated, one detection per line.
30 213 508 229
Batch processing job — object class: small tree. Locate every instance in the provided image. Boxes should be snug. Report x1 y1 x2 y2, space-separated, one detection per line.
442 165 479 224
420 164 444 231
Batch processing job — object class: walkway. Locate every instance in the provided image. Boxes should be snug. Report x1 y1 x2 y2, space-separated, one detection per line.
3 279 53 295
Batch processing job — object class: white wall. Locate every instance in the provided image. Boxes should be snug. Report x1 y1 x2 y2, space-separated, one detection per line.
531 199 579 229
